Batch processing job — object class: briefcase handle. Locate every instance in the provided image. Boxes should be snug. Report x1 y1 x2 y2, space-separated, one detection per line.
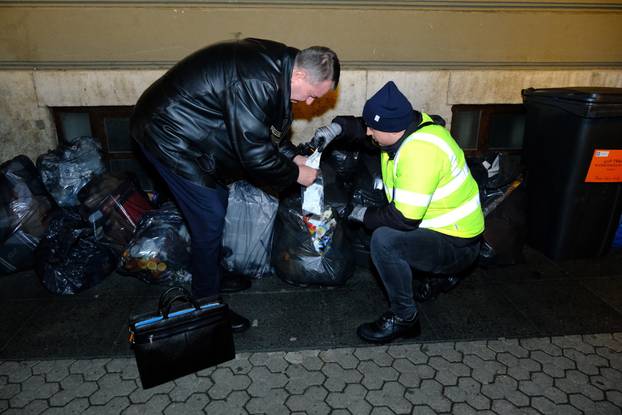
158 286 201 319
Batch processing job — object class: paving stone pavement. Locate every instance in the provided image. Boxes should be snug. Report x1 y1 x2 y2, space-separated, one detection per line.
1 333 621 415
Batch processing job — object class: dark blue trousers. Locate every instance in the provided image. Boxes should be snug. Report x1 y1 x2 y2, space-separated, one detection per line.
370 227 480 320
140 147 228 298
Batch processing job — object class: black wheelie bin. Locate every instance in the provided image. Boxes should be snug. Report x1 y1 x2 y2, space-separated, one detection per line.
522 87 622 260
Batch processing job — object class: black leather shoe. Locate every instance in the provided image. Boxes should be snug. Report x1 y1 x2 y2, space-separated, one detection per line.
413 275 461 302
220 271 252 293
229 309 251 333
357 311 421 344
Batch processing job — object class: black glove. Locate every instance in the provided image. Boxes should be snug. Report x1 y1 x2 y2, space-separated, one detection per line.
332 116 367 141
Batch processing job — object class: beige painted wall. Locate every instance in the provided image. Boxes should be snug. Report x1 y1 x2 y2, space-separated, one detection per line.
1 2 621 68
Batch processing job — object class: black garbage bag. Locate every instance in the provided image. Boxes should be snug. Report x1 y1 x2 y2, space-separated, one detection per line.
118 203 192 285
320 161 351 219
272 191 354 286
37 136 106 207
467 152 524 210
78 172 152 252
346 149 387 267
35 209 118 295
478 181 527 267
321 148 360 187
0 155 57 274
351 150 387 208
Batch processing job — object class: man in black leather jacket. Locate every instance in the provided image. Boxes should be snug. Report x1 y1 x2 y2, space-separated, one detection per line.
131 38 339 332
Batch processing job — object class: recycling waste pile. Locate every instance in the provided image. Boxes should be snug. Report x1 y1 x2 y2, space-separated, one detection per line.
0 132 534 296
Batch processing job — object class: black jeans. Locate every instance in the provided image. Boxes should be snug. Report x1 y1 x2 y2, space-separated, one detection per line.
370 226 481 319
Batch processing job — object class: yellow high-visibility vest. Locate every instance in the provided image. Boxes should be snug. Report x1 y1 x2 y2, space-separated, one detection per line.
380 113 484 238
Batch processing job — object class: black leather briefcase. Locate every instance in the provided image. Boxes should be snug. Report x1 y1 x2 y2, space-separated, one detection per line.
129 286 235 389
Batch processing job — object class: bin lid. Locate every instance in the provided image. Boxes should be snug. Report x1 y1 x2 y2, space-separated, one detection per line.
522 87 622 118
522 87 622 104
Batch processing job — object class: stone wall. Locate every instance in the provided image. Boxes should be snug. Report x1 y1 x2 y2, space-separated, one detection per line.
2 68 621 163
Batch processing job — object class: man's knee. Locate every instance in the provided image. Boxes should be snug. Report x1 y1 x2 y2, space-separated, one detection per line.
370 227 397 255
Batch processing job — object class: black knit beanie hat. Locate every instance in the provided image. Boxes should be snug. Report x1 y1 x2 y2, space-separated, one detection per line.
362 81 414 132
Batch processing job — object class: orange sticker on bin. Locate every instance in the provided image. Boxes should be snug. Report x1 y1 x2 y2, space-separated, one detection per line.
585 149 622 182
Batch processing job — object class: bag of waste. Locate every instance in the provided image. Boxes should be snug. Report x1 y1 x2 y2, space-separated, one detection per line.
319 161 351 219
78 172 152 252
478 180 527 267
37 136 106 207
322 148 360 186
35 209 118 295
272 191 354 286
221 181 278 279
0 155 57 274
351 150 387 209
119 203 192 285
346 150 388 267
467 152 523 209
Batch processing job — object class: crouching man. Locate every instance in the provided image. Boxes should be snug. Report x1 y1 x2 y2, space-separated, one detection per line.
312 81 484 343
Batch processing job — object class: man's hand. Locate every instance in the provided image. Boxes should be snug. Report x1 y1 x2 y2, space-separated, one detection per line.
293 155 308 167
348 205 367 223
308 122 343 152
297 165 319 187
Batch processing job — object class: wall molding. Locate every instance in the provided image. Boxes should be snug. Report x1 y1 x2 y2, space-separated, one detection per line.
2 60 622 71
1 0 621 10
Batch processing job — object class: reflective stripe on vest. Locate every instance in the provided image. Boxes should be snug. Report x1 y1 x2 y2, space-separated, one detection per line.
389 129 481 231
391 132 469 205
420 193 481 229
393 188 432 207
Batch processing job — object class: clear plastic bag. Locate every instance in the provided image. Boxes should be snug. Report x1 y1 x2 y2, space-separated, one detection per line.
221 181 278 278
37 136 106 207
78 173 153 252
119 203 192 285
302 173 324 216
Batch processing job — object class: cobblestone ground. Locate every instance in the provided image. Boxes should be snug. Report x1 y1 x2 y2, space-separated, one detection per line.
1 333 621 415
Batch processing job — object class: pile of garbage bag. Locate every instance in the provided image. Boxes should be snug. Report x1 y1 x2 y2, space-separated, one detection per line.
0 138 159 294
4 129 481 293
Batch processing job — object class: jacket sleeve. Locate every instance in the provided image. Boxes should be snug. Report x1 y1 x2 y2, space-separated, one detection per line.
363 203 421 231
277 135 298 160
224 79 299 190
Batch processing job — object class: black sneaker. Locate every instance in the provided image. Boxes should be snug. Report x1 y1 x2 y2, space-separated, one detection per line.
356 311 421 344
413 275 461 302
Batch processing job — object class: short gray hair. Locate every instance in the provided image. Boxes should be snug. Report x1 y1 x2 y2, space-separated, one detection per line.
294 46 340 88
